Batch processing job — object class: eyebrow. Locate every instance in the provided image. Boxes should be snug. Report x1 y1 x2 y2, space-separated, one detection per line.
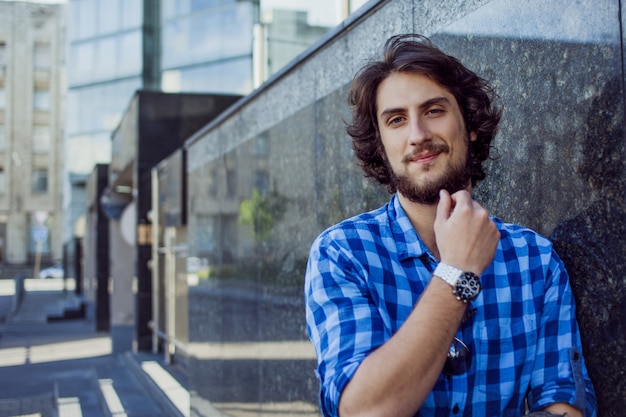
378 96 452 120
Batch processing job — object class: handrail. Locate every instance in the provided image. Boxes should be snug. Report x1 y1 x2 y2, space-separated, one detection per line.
147 320 189 363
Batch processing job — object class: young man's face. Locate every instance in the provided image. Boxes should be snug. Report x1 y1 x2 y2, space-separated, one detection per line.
375 71 477 205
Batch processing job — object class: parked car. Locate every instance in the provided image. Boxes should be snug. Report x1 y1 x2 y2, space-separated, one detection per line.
38 263 64 279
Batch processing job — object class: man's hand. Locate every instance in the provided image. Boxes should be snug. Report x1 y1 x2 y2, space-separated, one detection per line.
434 189 499 274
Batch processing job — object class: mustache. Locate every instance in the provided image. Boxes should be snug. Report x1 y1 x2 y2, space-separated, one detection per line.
401 143 450 163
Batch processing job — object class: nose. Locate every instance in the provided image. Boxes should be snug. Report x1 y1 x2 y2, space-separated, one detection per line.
408 116 432 145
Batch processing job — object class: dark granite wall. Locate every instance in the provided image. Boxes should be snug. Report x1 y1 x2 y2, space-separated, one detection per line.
184 0 625 415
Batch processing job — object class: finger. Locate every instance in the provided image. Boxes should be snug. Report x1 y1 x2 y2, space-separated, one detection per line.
436 189 452 221
449 190 472 208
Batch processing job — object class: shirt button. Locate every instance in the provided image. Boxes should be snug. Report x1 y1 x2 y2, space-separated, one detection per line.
452 404 460 414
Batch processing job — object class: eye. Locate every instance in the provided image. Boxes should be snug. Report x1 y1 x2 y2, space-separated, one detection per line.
388 116 405 125
426 108 444 116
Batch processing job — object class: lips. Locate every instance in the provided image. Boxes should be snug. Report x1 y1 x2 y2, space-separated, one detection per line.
402 144 449 164
411 151 440 164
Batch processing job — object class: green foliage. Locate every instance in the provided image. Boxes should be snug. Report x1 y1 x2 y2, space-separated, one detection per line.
238 188 288 241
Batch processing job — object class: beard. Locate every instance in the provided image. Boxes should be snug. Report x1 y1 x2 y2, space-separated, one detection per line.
387 142 473 205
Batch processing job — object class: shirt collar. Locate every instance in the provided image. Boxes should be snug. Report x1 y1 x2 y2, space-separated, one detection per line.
388 194 431 262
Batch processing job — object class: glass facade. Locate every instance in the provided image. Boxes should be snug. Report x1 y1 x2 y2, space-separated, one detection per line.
160 0 256 94
66 0 368 170
64 0 356 242
66 0 144 165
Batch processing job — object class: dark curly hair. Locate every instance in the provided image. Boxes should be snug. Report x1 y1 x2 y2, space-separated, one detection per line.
347 34 501 193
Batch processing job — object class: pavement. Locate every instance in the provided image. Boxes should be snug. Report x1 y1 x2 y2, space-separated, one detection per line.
0 278 190 417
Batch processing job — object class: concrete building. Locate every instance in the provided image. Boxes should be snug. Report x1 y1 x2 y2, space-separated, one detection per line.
0 1 65 271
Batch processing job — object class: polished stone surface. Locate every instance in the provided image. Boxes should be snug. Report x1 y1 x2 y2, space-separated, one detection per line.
184 0 626 415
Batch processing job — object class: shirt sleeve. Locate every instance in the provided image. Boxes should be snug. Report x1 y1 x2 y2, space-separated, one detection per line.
304 232 388 417
527 248 597 416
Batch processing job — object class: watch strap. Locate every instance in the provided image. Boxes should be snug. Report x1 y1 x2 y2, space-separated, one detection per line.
433 262 463 287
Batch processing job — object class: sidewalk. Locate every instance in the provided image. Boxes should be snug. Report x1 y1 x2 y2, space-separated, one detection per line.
0 278 189 417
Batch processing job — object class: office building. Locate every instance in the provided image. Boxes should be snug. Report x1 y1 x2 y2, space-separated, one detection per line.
0 1 65 270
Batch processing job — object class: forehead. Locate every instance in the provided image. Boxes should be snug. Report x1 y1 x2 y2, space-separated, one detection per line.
376 72 458 114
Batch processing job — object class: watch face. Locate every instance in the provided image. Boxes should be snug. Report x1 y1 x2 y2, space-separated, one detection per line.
454 272 481 303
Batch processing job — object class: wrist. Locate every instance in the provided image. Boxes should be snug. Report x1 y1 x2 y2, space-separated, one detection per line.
433 262 482 304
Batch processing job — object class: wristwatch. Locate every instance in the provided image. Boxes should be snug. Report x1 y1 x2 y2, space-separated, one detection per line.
433 262 481 303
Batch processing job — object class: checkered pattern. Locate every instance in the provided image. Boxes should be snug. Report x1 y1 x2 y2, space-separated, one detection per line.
305 195 596 417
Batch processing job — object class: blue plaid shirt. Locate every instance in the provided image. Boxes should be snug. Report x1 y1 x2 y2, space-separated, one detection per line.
305 195 596 417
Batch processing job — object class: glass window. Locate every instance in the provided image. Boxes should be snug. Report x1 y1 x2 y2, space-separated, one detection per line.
98 0 120 35
32 168 48 194
0 167 5 195
95 37 117 80
162 2 253 68
191 0 232 12
117 30 142 76
121 0 143 30
77 0 97 40
163 0 227 19
175 57 253 94
0 124 5 151
33 89 50 111
33 125 51 153
33 43 50 68
70 42 95 85
0 42 6 67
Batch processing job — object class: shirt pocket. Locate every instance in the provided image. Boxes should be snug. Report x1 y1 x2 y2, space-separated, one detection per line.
476 317 537 395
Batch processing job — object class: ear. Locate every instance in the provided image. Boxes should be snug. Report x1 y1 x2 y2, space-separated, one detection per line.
469 131 478 142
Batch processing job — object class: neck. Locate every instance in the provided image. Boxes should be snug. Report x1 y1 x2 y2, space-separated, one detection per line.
397 193 440 259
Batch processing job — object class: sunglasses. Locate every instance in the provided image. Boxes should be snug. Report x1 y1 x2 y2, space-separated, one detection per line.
444 337 471 376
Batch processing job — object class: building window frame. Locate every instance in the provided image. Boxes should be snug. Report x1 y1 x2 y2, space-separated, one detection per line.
32 168 49 194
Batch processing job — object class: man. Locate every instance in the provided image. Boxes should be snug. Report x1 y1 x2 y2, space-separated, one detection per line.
304 35 596 417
